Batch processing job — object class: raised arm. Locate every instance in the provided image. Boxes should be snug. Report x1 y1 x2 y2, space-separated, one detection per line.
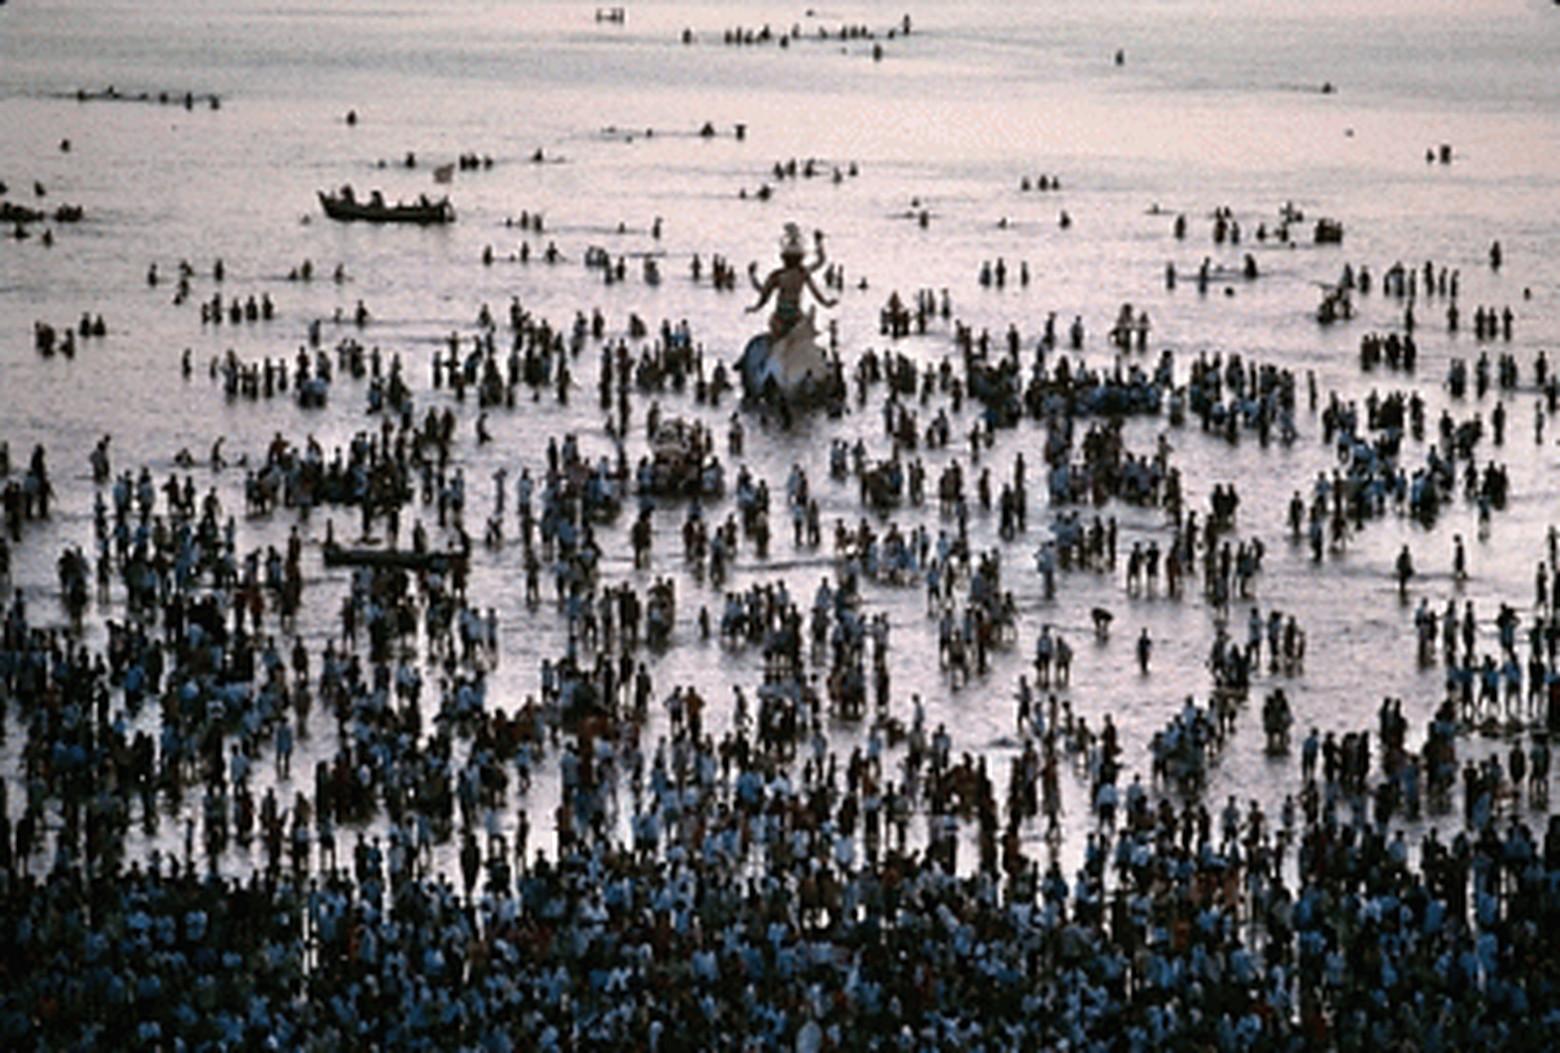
804 271 837 309
808 231 828 273
746 267 777 312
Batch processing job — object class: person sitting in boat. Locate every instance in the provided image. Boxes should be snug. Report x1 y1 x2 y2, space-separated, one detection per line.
370 189 385 208
339 185 356 203
746 223 835 340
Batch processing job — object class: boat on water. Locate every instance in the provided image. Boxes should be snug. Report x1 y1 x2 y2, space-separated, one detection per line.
1 201 45 224
318 188 453 225
322 541 468 571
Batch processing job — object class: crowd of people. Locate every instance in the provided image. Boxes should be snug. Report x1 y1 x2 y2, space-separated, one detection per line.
4 196 1560 1049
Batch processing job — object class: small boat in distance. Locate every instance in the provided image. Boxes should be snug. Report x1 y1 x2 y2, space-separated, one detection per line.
318 186 454 225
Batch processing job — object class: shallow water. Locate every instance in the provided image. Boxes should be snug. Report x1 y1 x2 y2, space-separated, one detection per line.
2 0 1560 874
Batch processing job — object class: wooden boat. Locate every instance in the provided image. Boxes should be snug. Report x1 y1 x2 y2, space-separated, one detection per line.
641 417 724 498
1313 218 1343 245
1 201 45 224
318 190 454 225
323 541 468 571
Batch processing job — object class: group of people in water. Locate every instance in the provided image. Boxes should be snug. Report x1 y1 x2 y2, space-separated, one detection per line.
31 314 105 359
72 84 220 110
5 136 1560 1052
703 12 913 53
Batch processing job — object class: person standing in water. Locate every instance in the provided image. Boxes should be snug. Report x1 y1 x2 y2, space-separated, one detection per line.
746 223 836 340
